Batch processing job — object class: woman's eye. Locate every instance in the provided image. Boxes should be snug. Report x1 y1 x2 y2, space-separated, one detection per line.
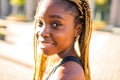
51 22 61 28
37 20 43 27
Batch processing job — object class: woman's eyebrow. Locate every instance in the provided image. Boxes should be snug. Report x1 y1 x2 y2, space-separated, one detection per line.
36 17 44 21
48 15 65 20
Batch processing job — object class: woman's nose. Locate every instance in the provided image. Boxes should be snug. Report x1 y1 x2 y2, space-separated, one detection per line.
36 25 50 38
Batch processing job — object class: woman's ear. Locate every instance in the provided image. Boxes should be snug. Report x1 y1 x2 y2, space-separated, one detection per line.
75 24 82 37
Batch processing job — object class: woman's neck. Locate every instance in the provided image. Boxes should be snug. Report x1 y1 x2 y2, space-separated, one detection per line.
51 47 77 65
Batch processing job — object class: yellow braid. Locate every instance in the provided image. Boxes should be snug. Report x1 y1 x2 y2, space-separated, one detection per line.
67 0 92 80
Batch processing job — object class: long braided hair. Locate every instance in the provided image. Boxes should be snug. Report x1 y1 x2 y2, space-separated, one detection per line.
33 0 92 80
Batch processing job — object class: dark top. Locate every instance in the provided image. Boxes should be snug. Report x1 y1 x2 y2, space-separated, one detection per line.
46 56 83 80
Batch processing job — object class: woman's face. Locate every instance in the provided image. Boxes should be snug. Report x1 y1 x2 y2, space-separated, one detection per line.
35 1 78 56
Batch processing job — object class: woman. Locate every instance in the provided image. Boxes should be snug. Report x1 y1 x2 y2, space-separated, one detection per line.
33 0 92 80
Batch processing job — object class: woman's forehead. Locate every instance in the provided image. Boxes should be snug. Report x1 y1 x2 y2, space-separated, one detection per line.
36 1 69 19
38 0 59 10
37 0 51 17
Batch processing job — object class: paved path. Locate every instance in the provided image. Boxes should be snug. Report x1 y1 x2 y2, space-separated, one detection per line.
0 57 33 80
90 31 120 80
0 21 120 80
0 21 34 80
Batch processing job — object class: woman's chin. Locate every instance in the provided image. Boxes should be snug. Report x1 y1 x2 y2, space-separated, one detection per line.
38 48 54 56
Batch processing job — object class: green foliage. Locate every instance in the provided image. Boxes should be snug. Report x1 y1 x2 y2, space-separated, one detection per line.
0 32 4 36
0 31 5 40
0 29 5 37
95 0 108 5
10 0 25 6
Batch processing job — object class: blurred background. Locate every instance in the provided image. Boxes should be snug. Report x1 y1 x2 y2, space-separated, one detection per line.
0 0 120 80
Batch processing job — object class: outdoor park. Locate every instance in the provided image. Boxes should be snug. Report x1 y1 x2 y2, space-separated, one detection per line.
0 0 120 80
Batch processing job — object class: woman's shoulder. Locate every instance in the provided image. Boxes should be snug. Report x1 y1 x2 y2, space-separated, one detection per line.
54 61 85 80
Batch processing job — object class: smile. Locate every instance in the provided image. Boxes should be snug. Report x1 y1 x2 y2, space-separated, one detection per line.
38 41 55 49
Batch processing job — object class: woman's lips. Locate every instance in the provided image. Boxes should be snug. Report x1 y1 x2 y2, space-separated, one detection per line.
38 41 54 49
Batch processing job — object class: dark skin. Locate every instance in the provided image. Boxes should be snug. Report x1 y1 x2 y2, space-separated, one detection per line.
35 0 85 80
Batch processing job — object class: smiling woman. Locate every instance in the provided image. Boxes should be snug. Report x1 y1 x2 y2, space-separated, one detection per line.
33 0 92 80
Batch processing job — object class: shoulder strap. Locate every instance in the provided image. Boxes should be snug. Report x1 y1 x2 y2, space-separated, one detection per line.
59 56 83 68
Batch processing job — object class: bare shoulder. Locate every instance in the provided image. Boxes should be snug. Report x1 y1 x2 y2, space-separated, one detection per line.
54 61 85 80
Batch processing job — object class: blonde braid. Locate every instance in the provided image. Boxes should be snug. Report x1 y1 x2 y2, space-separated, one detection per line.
79 1 92 80
69 0 92 80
